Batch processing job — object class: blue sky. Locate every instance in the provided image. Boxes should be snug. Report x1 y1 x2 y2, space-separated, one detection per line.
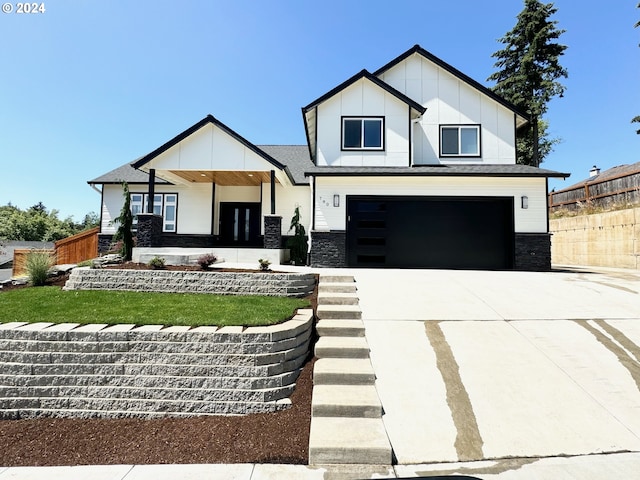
1 0 638 221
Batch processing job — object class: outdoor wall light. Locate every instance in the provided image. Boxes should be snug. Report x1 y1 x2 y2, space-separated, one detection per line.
333 194 340 207
521 196 529 209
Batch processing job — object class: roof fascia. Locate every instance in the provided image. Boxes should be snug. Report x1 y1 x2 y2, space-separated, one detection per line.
305 169 570 179
131 114 286 172
373 45 529 124
302 69 426 115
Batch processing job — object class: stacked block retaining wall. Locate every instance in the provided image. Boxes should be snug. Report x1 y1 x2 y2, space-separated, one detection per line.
0 309 313 419
63 268 316 297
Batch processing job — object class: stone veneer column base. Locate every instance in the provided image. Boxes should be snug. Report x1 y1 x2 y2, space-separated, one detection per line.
310 231 346 268
514 233 552 271
264 215 282 249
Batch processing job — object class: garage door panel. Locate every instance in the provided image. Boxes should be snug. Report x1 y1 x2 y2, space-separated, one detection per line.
347 196 514 269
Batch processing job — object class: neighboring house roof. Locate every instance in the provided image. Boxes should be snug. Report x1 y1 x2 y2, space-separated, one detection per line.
302 69 427 162
305 164 569 178
552 161 640 193
131 115 287 172
374 44 530 125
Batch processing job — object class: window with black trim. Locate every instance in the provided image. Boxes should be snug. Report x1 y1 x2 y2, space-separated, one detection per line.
342 117 384 150
131 193 178 232
440 125 480 157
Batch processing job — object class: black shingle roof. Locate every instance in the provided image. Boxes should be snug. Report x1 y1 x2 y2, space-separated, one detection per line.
305 164 569 178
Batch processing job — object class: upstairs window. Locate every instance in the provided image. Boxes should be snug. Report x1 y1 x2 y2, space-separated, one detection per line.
342 117 384 150
440 125 480 157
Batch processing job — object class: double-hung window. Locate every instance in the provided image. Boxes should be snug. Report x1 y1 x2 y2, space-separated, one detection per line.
130 193 178 232
440 125 481 157
342 117 384 150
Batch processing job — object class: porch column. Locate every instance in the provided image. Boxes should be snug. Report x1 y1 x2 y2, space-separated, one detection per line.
147 168 156 213
263 215 282 249
136 213 163 247
270 170 276 215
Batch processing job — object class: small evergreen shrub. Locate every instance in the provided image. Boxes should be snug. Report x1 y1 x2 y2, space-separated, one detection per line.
197 253 218 270
258 258 271 271
26 250 54 286
147 256 166 270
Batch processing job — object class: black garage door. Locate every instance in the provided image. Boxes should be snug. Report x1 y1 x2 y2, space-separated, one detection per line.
346 196 514 269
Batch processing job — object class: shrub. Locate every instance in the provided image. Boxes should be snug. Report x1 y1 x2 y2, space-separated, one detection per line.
197 253 217 270
147 256 166 269
258 258 271 271
26 250 54 286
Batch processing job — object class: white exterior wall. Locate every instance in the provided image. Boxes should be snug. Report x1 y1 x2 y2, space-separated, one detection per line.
101 183 309 237
261 184 311 236
100 183 213 235
316 79 410 167
314 176 547 233
378 54 517 165
142 123 285 175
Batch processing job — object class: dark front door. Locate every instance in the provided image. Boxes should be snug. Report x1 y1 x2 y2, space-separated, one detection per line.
347 196 514 269
219 202 262 246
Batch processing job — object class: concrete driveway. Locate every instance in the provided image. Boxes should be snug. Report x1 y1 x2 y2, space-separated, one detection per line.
349 266 640 468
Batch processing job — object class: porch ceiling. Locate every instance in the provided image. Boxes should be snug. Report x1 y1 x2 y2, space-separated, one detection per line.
167 170 279 186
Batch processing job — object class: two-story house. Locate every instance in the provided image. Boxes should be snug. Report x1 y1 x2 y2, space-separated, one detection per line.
89 45 568 271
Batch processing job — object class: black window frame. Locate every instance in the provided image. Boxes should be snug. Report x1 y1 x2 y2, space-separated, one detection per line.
341 116 385 151
439 124 481 158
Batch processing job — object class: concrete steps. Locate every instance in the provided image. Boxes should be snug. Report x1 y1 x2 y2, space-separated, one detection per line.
309 275 392 466
316 319 365 337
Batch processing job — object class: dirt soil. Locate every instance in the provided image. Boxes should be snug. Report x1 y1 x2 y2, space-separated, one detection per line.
0 265 317 466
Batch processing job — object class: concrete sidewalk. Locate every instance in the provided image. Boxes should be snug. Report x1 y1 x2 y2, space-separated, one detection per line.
2 452 640 479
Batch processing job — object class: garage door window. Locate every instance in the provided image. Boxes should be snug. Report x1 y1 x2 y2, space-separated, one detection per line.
342 117 384 150
440 125 480 157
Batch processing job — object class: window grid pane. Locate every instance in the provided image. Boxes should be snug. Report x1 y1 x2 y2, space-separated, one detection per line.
343 120 362 148
441 128 459 155
363 119 382 148
460 128 478 155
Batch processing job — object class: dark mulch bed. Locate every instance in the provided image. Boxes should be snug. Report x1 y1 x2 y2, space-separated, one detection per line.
0 264 317 466
0 358 314 466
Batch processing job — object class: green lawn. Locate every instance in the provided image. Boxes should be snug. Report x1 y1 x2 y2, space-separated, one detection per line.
0 287 310 327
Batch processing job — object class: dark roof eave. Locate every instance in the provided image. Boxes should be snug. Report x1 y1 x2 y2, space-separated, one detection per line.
305 167 570 179
131 115 286 172
302 69 427 115
374 45 529 123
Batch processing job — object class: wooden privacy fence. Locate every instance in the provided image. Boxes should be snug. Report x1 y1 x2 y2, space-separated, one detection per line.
549 168 640 211
12 227 99 277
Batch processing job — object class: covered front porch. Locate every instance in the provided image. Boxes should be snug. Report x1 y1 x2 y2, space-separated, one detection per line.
132 246 289 266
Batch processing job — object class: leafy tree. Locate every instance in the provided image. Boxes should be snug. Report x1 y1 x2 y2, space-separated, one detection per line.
0 203 99 242
488 0 568 166
111 182 134 261
633 3 639 134
287 206 308 265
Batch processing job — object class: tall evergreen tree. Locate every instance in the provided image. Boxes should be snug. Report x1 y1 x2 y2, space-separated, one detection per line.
488 0 568 166
633 3 639 134
111 182 134 261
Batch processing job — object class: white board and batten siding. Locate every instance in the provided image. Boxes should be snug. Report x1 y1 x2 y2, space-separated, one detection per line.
314 176 547 234
315 78 411 167
101 183 213 235
378 53 517 165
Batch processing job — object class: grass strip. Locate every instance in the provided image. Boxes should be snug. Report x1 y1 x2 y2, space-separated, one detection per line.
0 287 310 327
